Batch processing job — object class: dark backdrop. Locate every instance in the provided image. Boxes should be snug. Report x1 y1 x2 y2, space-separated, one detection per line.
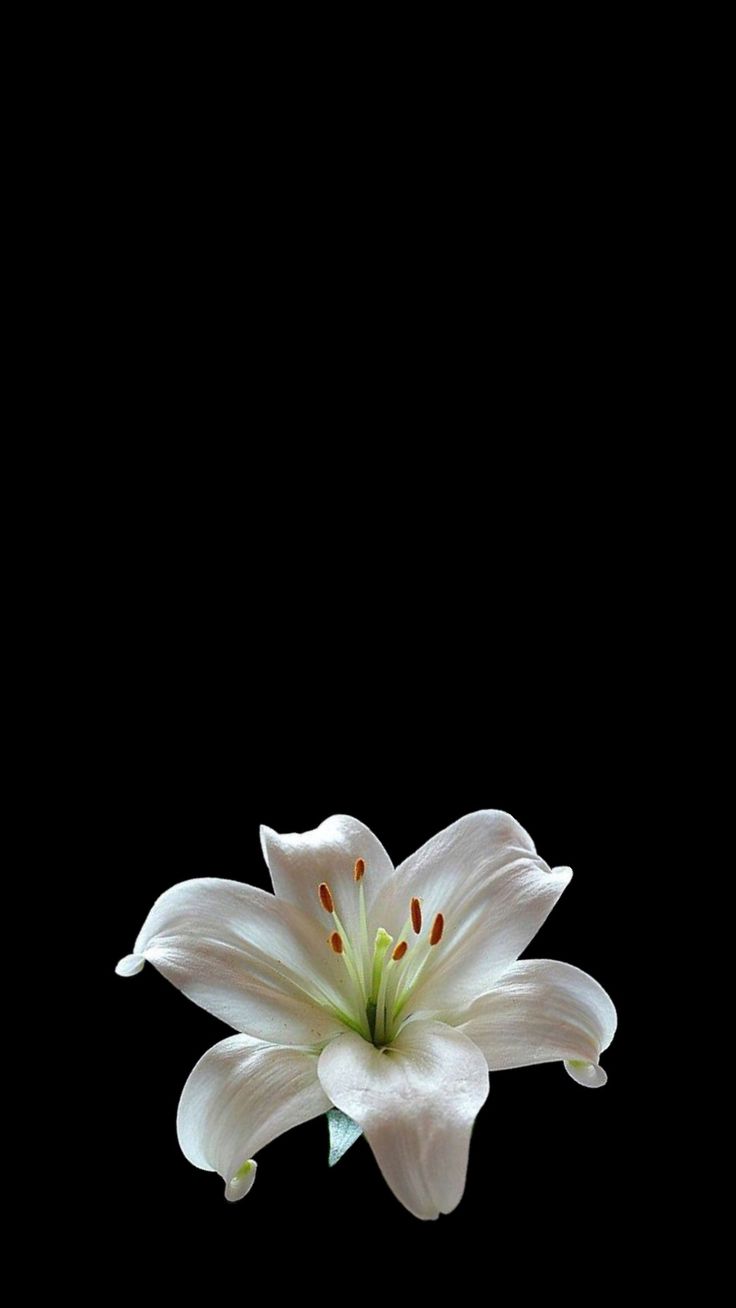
68 21 657 1285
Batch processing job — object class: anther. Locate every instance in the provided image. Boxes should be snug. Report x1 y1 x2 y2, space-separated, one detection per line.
354 858 365 882
329 931 344 954
411 897 422 934
429 913 444 946
392 941 408 961
318 883 334 914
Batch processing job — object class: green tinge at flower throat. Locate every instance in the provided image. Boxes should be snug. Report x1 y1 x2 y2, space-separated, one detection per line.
316 858 445 1045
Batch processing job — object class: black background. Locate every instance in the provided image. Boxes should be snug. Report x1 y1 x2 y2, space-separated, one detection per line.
98 589 643 1287
56 21 664 1287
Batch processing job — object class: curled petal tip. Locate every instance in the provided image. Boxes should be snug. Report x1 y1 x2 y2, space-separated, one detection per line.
225 1159 257 1202
565 1059 608 1088
115 953 145 977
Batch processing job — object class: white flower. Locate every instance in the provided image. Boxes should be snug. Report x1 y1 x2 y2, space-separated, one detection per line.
117 811 616 1220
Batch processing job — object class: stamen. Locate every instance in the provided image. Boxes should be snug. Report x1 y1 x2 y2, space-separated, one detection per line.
392 941 408 961
429 913 444 945
329 931 344 954
354 857 365 882
319 882 335 914
411 897 422 934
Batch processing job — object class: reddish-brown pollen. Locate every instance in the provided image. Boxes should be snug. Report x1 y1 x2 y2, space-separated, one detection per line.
392 940 408 961
429 913 444 946
354 857 365 882
318 883 334 914
411 897 422 934
329 931 344 954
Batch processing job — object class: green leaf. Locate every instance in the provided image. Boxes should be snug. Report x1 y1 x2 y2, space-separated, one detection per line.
327 1108 363 1167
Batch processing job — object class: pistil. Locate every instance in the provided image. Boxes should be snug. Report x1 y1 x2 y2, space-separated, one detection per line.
364 927 394 1042
370 927 393 1006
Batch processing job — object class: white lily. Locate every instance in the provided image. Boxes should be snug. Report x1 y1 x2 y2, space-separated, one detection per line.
117 811 616 1220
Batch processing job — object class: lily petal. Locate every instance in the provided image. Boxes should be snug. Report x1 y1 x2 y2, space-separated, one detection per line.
177 1034 330 1199
116 878 349 1045
565 1060 608 1088
318 1020 489 1220
261 814 393 941
456 959 616 1085
379 810 572 1010
115 953 145 976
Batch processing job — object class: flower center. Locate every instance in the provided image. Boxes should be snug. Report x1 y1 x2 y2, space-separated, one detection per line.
318 861 445 1046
